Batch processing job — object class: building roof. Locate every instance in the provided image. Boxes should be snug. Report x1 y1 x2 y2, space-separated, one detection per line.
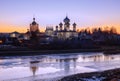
31 18 37 25
59 22 63 26
64 16 70 23
32 21 37 25
73 22 76 26
11 31 20 34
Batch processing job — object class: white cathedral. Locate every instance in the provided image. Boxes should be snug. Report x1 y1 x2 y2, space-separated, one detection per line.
45 16 78 40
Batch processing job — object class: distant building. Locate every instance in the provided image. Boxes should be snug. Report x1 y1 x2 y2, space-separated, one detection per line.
30 18 39 33
10 31 20 38
45 16 78 40
45 26 54 37
24 29 31 40
55 16 78 40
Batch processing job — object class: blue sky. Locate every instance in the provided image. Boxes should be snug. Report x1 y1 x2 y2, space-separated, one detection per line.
0 0 120 32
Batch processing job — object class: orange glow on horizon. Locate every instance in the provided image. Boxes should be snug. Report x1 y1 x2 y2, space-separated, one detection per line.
0 23 45 33
0 23 120 34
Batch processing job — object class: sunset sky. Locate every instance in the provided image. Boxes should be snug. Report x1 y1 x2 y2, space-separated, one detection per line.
0 0 120 33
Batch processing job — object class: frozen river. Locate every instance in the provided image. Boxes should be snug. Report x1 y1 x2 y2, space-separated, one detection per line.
0 52 120 81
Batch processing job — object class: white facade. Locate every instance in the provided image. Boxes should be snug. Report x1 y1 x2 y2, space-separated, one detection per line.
44 16 78 40
55 16 78 40
45 26 54 36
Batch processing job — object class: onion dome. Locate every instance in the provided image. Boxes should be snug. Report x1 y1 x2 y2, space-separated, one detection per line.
63 16 70 23
73 22 76 26
56 25 58 28
59 22 63 26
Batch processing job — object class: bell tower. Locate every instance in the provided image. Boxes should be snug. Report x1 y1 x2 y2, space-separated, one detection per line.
30 18 39 33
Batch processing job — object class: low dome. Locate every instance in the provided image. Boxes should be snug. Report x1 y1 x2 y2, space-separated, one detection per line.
32 21 37 25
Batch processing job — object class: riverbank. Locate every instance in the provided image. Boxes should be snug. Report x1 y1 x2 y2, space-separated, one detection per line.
0 48 103 56
59 68 120 81
0 46 120 56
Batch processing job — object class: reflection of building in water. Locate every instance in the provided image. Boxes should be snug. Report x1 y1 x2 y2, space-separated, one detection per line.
30 61 39 76
58 58 77 74
0 59 3 65
103 55 111 61
64 59 70 74
81 54 116 62
73 58 77 69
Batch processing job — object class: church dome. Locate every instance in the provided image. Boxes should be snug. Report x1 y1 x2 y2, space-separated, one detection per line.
73 22 76 26
63 16 70 23
32 21 37 25
59 22 63 26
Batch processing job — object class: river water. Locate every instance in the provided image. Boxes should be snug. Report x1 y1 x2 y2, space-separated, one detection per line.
0 52 120 81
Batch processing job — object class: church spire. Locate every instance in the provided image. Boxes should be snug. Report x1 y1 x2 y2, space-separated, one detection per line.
33 14 35 21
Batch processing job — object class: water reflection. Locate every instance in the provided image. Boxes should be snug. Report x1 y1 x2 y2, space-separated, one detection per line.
30 61 39 76
81 54 119 62
30 54 120 76
29 57 78 75
1 53 120 81
58 58 77 74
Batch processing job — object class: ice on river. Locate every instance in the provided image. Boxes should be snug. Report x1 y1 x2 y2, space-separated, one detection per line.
0 52 120 81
